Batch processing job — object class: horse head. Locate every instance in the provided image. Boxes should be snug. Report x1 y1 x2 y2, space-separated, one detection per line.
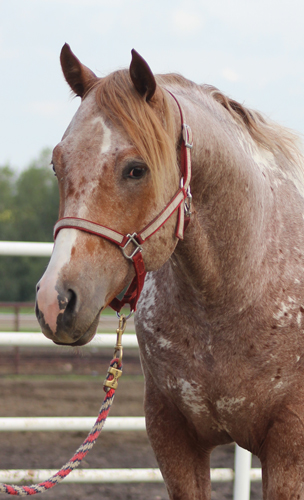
35 44 185 346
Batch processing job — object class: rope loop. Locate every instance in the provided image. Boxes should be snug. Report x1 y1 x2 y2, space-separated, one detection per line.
0 320 125 496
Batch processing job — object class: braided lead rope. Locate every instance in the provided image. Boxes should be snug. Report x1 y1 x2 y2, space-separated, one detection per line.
0 357 122 496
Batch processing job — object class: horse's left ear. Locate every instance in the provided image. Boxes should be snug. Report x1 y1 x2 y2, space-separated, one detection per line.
130 49 156 101
60 43 98 98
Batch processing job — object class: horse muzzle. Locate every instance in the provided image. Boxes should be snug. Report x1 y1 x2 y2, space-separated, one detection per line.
35 278 101 346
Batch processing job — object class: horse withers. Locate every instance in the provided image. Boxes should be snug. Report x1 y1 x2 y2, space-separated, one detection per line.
36 44 304 499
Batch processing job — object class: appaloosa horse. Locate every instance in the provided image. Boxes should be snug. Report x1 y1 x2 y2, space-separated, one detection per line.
36 44 304 499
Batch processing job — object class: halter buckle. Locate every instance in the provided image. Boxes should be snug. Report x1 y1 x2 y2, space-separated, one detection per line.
185 187 192 217
121 233 143 260
180 179 192 218
182 124 193 149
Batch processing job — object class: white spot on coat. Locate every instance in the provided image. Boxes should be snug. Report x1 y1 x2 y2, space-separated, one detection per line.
297 311 302 328
274 381 283 390
178 378 209 415
216 396 246 414
157 337 173 349
138 274 157 322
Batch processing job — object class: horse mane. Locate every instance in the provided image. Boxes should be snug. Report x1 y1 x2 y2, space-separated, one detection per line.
203 85 304 193
159 74 304 169
91 69 304 193
92 70 179 196
205 85 303 163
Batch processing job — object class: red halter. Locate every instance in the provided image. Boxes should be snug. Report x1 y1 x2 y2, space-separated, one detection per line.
53 91 193 313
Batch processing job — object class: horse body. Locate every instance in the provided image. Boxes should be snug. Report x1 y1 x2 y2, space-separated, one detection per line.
36 46 304 498
135 83 304 498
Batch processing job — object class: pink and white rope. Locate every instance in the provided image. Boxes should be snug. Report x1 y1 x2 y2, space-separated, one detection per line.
0 357 121 496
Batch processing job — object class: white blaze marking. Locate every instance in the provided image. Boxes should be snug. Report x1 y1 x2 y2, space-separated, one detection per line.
38 229 78 333
75 117 112 220
51 228 78 272
91 116 112 154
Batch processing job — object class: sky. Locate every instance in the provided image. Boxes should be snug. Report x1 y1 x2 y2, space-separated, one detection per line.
1 0 304 171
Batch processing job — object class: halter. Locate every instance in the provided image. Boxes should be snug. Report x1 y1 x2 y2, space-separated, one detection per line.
53 91 193 312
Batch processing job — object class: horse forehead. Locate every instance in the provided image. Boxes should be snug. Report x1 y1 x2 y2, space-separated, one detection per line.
63 111 113 154
61 93 127 157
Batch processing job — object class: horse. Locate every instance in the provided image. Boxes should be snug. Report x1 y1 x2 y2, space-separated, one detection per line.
35 43 304 499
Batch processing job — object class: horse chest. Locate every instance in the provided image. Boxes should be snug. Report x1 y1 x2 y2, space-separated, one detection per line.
136 310 224 430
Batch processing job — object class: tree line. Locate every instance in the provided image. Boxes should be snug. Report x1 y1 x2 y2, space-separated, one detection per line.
0 149 59 301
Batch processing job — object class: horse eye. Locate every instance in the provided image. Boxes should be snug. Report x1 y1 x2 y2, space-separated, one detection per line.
124 163 147 180
128 167 146 179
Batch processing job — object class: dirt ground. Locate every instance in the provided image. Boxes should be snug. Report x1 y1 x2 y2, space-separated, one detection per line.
0 346 263 500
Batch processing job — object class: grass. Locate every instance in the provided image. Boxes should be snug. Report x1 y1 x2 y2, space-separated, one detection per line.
0 307 35 314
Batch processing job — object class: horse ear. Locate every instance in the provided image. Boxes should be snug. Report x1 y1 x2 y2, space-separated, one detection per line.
60 43 97 98
130 49 156 101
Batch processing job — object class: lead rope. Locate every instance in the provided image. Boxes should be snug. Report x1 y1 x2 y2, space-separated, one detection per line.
0 315 127 496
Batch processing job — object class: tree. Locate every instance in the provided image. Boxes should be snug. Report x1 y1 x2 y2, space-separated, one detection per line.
14 149 59 242
0 149 59 301
0 165 16 241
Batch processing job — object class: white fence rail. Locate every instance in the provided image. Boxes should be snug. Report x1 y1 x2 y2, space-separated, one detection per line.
0 416 146 432
0 241 53 257
0 332 138 348
0 241 261 499
0 413 262 487
0 468 262 485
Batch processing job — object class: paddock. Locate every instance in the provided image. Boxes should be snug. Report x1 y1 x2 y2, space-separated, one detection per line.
0 241 262 499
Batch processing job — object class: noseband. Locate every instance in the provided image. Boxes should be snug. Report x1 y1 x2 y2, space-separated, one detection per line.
53 91 193 313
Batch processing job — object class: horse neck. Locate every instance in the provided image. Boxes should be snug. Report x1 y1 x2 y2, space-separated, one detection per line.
168 86 272 314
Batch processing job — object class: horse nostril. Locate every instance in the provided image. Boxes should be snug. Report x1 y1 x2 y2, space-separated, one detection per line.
35 300 40 321
57 289 78 332
66 289 77 316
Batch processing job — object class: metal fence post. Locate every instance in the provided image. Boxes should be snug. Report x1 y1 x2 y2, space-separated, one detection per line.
233 444 252 500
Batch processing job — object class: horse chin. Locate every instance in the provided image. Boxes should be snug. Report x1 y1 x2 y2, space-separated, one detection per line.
53 333 94 347
38 306 100 347
53 323 98 346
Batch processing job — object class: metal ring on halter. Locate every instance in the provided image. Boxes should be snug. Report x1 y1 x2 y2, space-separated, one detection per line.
116 309 134 320
121 233 143 260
